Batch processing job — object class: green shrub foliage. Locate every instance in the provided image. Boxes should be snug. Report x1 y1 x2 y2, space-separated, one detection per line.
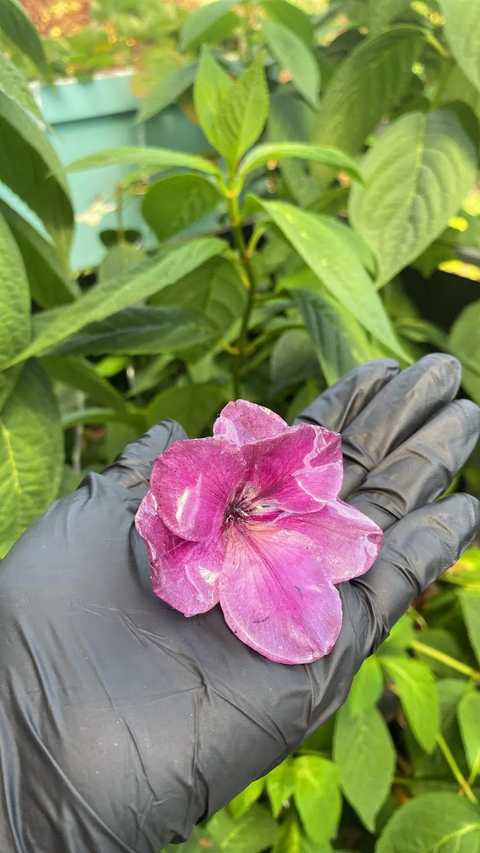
1 1 480 849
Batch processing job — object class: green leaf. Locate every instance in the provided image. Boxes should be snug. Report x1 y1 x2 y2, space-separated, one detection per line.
218 53 269 166
380 657 440 753
195 51 269 168
311 27 424 184
262 20 319 108
258 201 405 357
376 792 480 853
66 146 221 178
378 613 415 654
0 361 63 558
459 590 480 664
440 0 480 91
443 548 480 588
300 842 334 853
272 815 302 853
96 356 129 379
321 216 376 275
349 110 478 287
395 317 448 351
407 679 470 783
0 53 44 120
194 48 233 153
45 306 215 357
136 62 197 123
151 256 247 338
8 238 226 364
58 464 82 498
0 200 79 308
0 364 22 413
333 703 395 831
180 0 237 50
143 173 221 242
146 383 226 437
412 628 467 679
449 300 480 406
265 758 296 819
105 422 139 464
238 142 362 181
98 243 147 284
208 803 278 853
347 656 384 717
458 691 480 773
268 90 319 207
0 211 31 368
0 0 47 73
127 354 172 398
0 91 73 264
262 0 314 45
39 356 129 411
294 756 342 843
229 779 265 819
442 65 480 121
291 288 373 385
367 0 411 35
270 329 319 395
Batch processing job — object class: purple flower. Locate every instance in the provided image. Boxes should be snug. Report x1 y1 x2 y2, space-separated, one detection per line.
135 401 382 664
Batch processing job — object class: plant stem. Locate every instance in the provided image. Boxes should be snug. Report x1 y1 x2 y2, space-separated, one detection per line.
411 640 480 681
396 753 412 777
116 186 126 244
436 734 478 803
225 186 260 396
425 32 451 59
72 392 85 475
248 223 266 256
393 776 412 787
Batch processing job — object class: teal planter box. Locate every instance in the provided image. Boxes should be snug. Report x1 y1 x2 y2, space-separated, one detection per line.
29 69 209 272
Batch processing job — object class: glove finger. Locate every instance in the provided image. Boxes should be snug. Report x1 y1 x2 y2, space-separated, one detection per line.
351 493 480 652
349 399 480 529
101 419 188 498
294 358 399 431
340 353 462 497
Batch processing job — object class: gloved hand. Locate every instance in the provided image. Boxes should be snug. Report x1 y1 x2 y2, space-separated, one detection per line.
0 354 479 853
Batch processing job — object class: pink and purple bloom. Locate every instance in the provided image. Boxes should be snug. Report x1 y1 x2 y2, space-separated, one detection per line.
136 401 382 664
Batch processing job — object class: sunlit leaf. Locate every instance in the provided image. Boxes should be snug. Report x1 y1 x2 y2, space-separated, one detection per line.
0 362 63 558
350 110 478 286
333 703 395 831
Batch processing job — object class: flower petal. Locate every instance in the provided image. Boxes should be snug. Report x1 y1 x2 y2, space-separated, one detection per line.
136 491 224 616
275 499 382 584
219 523 343 664
151 437 246 541
214 399 288 446
245 423 343 515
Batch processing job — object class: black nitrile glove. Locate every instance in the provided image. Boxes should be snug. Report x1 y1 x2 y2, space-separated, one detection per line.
1 354 479 853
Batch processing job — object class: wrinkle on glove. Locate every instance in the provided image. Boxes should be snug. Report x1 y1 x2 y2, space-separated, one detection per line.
0 355 479 853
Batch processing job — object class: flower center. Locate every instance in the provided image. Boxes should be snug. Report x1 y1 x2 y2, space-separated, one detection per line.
224 498 251 524
224 485 276 525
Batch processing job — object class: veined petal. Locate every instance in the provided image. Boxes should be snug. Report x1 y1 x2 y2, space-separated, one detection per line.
152 437 245 541
274 499 382 584
219 522 343 664
214 399 288 446
136 492 224 616
245 423 343 515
